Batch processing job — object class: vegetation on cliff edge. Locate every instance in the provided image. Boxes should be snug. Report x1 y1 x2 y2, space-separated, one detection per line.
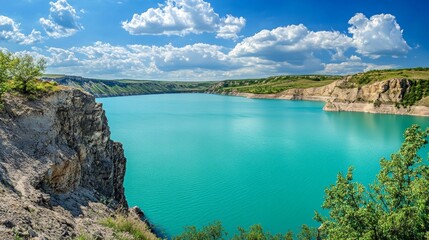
100 215 155 240
0 51 57 106
349 68 429 86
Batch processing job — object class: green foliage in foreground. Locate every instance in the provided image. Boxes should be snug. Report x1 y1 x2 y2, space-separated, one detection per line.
173 221 227 240
316 124 429 240
0 51 56 104
173 222 317 240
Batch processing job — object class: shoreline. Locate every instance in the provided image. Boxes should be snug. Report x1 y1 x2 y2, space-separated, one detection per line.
211 91 429 117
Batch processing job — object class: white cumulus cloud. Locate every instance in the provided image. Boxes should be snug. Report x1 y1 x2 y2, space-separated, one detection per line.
230 12 410 69
217 15 246 40
47 47 80 67
148 43 239 71
40 0 82 38
122 0 245 40
0 15 42 45
230 24 352 70
19 41 261 79
230 24 310 60
348 13 410 58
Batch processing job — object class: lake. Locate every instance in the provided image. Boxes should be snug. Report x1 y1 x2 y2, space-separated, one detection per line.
98 93 429 238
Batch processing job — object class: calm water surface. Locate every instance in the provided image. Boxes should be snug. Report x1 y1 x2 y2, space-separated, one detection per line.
98 94 429 237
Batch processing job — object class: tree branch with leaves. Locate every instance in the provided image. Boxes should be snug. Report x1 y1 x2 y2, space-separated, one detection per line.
316 124 429 240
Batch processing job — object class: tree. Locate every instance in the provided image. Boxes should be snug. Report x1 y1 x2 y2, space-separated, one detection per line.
232 224 293 240
10 54 46 94
0 51 14 96
315 124 429 240
174 222 301 240
0 51 11 81
296 225 317 240
174 222 313 240
173 221 227 240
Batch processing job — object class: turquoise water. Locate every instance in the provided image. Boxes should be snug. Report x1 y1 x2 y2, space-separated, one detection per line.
98 94 428 237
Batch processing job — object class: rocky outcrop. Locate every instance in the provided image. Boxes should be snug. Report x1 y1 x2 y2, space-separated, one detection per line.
326 78 409 103
323 101 429 116
0 88 156 239
0 88 126 207
221 78 429 117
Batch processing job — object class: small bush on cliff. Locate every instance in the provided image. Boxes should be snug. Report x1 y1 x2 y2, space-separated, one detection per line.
315 124 429 239
8 54 46 94
0 50 55 102
0 51 14 98
101 215 152 240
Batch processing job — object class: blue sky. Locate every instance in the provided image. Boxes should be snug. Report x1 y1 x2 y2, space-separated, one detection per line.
0 0 428 80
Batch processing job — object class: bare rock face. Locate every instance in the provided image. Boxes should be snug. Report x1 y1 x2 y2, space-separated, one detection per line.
323 78 429 116
0 88 130 239
327 78 411 104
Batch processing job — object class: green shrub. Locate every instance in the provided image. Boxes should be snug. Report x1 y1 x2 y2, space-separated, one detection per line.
401 80 429 106
373 99 382 107
174 222 317 240
101 215 150 240
174 221 226 240
0 50 53 102
315 125 429 239
233 224 296 240
74 233 97 240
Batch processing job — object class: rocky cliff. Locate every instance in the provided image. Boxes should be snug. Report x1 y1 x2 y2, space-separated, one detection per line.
221 78 429 117
0 88 156 239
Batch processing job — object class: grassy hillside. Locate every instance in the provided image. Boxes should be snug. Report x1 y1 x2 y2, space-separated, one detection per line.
42 76 216 97
207 75 342 94
349 67 429 86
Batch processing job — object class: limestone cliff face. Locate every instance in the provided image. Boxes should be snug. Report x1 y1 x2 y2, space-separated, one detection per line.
327 78 410 103
323 78 429 116
0 88 136 239
221 78 429 116
0 88 126 207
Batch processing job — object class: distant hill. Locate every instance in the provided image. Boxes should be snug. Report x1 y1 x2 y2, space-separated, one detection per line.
206 75 343 94
42 75 217 97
